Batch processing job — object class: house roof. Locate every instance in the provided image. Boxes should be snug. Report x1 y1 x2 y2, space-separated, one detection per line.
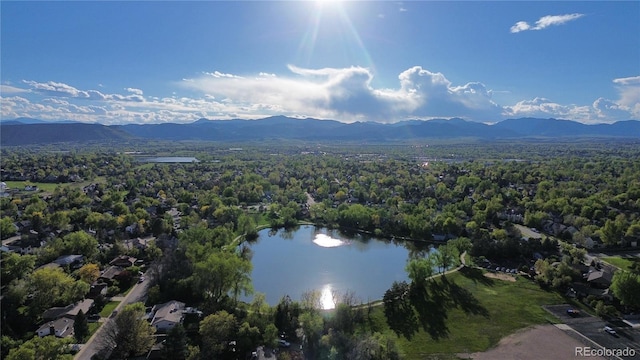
109 255 137 266
53 254 84 266
151 300 185 327
42 304 75 321
587 270 614 283
37 317 75 338
42 299 94 320
67 299 94 317
100 265 125 280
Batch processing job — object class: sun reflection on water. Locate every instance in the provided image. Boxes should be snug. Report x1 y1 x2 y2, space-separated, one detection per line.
320 284 336 310
313 233 346 248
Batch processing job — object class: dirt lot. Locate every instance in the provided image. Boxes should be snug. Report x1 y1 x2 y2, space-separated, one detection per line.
462 324 606 360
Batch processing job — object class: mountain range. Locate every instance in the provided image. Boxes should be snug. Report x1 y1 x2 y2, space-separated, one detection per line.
1 116 639 146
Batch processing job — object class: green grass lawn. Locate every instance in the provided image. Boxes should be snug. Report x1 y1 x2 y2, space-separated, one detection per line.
364 268 564 359
602 256 639 271
99 301 120 317
4 181 60 192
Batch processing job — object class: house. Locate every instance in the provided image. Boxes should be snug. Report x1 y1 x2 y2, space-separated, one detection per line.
65 299 94 318
587 269 615 289
42 299 94 321
36 317 75 338
15 220 32 233
53 254 85 269
99 265 125 284
88 282 108 298
149 300 185 333
109 255 137 268
123 237 155 251
42 304 75 322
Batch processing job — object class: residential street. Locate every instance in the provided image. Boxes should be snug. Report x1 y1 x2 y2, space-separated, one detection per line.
74 277 150 360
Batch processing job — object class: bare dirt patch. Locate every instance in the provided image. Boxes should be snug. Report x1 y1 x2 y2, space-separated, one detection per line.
484 272 517 282
461 324 606 360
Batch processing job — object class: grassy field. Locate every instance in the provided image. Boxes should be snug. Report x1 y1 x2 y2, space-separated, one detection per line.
364 268 564 359
99 301 120 317
602 256 639 271
4 181 60 192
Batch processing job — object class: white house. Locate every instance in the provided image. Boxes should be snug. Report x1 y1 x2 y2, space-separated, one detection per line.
149 300 185 333
36 317 75 338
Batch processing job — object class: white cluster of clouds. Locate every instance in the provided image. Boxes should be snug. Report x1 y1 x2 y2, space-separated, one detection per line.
511 13 584 33
1 67 638 125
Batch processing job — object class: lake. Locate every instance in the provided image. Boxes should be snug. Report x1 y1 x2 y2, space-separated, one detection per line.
246 225 430 309
135 156 200 163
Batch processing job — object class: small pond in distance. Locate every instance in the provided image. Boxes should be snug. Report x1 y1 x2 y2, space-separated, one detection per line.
136 156 200 163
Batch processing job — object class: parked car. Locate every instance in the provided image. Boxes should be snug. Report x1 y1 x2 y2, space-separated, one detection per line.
278 339 291 348
88 314 101 322
566 309 580 317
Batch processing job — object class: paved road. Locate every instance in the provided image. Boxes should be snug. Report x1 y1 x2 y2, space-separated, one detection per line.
74 277 150 360
544 304 640 359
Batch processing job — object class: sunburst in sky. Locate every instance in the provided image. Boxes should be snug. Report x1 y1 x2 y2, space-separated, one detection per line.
1 1 638 124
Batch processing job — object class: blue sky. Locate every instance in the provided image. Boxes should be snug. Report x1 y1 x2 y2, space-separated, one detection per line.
1 1 639 124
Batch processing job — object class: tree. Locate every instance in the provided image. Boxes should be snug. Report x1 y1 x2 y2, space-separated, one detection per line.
263 323 279 349
0 216 17 239
601 217 625 246
74 309 89 342
347 332 401 360
162 324 188 360
433 243 458 274
406 257 434 289
382 281 416 339
191 251 252 308
610 271 640 309
76 263 100 284
299 311 324 357
28 267 89 316
1 252 36 284
199 310 237 359
99 302 155 359
61 231 99 259
236 321 261 356
6 335 73 360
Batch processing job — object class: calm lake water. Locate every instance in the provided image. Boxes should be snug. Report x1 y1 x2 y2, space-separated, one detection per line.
246 225 426 309
136 156 199 163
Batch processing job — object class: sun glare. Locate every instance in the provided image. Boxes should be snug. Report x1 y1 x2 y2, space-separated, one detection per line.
320 284 336 310
316 0 341 8
313 233 347 248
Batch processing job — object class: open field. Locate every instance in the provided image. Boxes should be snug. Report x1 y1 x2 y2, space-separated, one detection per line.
4 181 61 192
365 268 565 359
